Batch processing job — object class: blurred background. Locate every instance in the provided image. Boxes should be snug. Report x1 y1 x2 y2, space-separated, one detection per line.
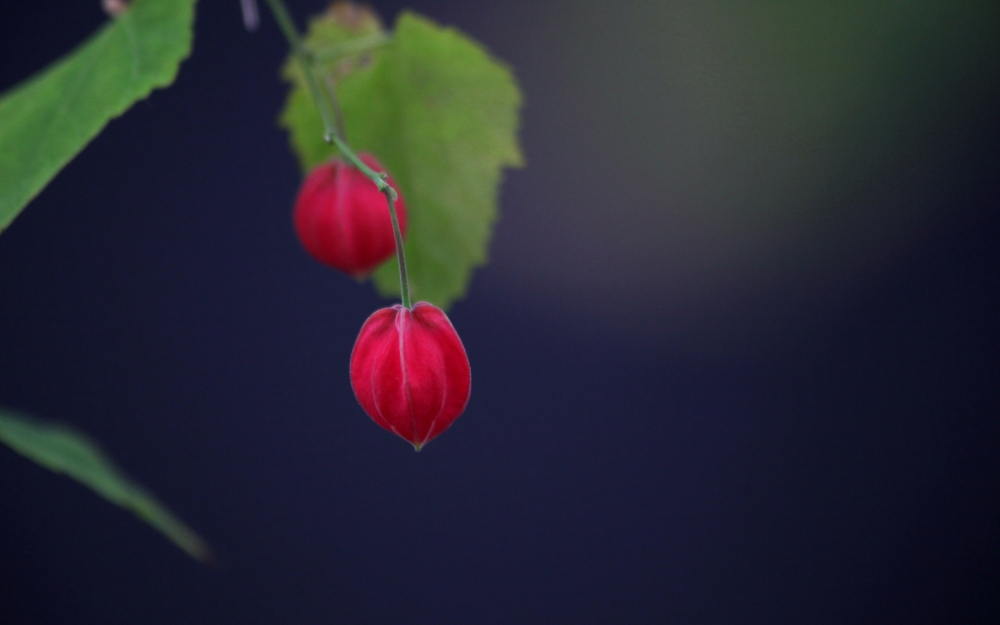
1 0 998 623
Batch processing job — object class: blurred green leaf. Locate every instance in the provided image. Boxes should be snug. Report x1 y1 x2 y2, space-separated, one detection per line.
280 7 523 309
0 408 212 562
0 0 196 233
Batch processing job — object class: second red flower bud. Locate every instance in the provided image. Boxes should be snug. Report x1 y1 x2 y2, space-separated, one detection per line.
350 302 471 450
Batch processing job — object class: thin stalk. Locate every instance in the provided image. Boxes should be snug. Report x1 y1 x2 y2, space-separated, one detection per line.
384 191 411 309
322 75 348 142
262 0 412 308
263 0 338 140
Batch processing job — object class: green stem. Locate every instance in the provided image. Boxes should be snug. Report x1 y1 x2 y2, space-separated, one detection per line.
321 75 348 142
262 0 412 309
384 191 411 310
263 0 338 139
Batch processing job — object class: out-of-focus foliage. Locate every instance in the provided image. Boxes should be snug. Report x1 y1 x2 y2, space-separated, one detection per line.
0 0 196 232
280 4 523 309
0 408 211 562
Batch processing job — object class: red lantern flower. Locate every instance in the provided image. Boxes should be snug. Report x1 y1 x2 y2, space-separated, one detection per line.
350 302 472 450
293 153 407 278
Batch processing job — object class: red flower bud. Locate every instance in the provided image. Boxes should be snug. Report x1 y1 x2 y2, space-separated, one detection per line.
350 302 472 450
293 154 407 278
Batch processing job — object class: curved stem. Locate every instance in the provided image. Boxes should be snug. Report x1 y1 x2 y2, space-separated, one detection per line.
322 75 348 142
263 0 412 308
263 0 338 138
384 191 411 309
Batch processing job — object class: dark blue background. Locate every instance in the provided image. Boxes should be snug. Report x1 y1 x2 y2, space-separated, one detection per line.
1 1 998 623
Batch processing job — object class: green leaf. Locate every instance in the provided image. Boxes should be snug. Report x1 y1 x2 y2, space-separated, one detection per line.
280 8 523 309
0 408 212 562
0 0 197 233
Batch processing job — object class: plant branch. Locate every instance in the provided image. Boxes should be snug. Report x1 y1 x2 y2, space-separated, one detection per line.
262 0 338 143
385 191 411 309
262 0 411 308
322 75 348 142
